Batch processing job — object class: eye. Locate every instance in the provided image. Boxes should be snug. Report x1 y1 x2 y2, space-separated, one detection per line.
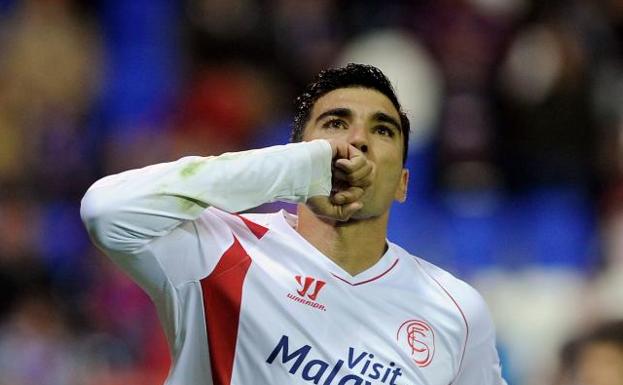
322 119 347 130
375 125 395 137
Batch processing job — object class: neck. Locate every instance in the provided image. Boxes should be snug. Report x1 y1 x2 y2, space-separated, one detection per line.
295 204 389 276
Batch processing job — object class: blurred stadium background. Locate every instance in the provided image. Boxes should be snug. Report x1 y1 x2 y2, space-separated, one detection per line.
0 0 622 384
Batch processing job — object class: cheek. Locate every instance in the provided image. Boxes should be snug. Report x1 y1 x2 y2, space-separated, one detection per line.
303 128 344 143
372 164 404 200
374 138 403 161
374 151 404 181
301 123 328 141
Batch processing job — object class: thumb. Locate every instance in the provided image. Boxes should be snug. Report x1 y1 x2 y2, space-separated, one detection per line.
336 201 363 221
348 144 366 159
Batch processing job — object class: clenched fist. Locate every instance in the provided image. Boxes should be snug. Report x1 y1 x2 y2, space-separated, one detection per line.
306 139 374 221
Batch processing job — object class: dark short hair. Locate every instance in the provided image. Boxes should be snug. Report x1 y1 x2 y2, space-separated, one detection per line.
291 63 410 165
560 319 623 370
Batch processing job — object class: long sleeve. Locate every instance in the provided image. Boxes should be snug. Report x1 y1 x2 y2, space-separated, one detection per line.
80 140 332 296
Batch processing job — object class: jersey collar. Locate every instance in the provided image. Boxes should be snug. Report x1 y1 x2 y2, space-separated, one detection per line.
270 209 400 286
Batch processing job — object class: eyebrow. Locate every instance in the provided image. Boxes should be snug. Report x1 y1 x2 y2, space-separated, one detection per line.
314 108 353 124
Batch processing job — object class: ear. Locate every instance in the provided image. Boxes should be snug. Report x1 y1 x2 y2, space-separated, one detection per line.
394 168 409 203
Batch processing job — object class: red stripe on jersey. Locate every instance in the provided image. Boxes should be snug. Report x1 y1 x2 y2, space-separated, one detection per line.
331 259 399 286
236 214 269 239
201 236 251 385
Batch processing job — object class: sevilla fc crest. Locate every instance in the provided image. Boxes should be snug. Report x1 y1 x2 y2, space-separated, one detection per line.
396 319 435 367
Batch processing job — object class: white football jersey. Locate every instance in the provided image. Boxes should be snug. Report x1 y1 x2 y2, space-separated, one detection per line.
81 140 506 385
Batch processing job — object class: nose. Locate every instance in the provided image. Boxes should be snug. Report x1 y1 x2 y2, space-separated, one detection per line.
348 125 369 154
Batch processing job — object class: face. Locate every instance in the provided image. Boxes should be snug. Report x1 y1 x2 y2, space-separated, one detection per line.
302 87 409 219
576 342 623 385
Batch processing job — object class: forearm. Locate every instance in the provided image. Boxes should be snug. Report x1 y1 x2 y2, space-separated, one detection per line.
80 140 332 254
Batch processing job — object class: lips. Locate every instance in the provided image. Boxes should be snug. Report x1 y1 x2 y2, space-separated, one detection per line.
330 179 351 195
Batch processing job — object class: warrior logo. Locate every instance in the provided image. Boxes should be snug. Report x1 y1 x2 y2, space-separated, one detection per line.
396 320 435 367
287 275 327 311
295 275 326 301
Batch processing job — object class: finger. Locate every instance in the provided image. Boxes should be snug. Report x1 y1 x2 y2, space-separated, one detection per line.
336 201 363 221
333 165 373 188
334 155 366 173
306 196 334 217
329 140 351 160
336 162 373 184
333 169 370 189
306 195 363 222
331 186 364 205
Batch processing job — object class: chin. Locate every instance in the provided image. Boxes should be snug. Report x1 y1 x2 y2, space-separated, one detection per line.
348 207 382 221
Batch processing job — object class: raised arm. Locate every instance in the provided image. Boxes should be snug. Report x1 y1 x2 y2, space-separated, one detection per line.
82 141 331 250
80 140 332 293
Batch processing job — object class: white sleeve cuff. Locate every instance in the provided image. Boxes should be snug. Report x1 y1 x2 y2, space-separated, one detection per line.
301 139 332 198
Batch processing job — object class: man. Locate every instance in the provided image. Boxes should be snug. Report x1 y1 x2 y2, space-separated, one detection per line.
556 320 623 385
81 64 506 385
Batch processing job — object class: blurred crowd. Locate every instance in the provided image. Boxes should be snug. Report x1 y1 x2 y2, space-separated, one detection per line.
0 0 622 384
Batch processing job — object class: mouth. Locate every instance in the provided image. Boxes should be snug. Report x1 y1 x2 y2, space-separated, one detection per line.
330 179 350 196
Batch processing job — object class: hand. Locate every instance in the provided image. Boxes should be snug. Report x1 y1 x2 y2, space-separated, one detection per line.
306 139 374 221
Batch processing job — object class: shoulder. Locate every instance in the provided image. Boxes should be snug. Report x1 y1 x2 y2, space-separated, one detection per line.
392 243 495 339
238 211 276 228
197 208 277 239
